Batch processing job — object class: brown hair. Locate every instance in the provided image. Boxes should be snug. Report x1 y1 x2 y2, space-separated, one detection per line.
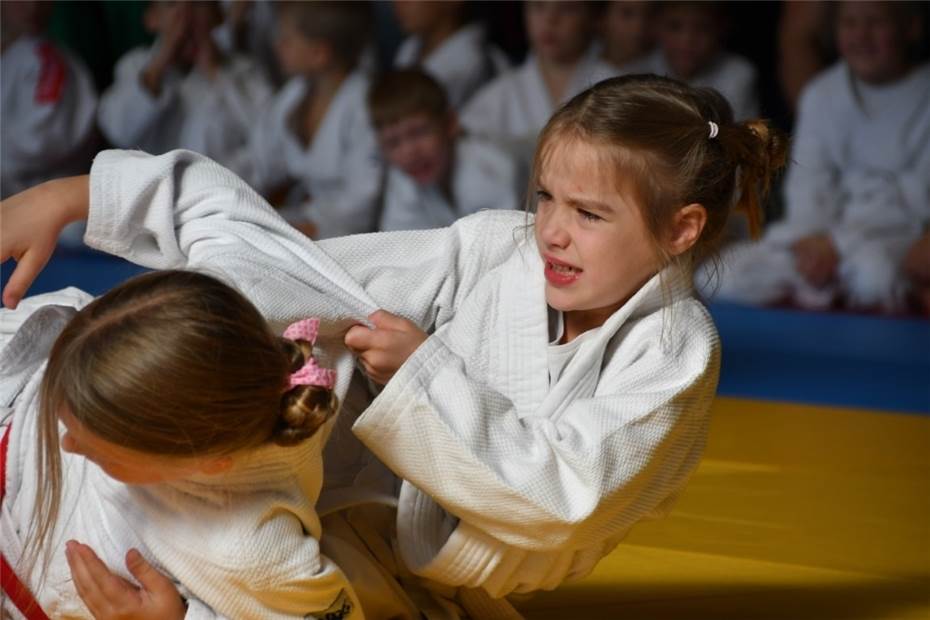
29 270 336 574
532 74 787 272
275 0 372 69
367 68 450 130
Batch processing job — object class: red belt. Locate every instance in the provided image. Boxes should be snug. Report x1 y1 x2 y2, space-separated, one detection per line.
1 423 50 620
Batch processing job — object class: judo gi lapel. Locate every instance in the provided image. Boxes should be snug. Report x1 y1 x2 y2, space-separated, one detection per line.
495 242 550 419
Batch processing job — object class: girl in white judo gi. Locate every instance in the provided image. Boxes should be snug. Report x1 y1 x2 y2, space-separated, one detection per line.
229 1 382 239
707 1 929 312
0 270 365 619
2 75 786 618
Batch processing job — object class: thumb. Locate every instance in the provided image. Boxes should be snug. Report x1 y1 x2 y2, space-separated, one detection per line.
344 323 374 351
126 548 172 594
368 309 408 330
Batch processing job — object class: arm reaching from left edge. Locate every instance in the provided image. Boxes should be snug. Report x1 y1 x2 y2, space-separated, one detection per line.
1 175 90 309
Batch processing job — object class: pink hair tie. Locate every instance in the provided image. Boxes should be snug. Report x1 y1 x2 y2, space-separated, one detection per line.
283 318 336 390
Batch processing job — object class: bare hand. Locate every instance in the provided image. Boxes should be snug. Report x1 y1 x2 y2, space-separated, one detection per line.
344 310 428 385
792 233 838 288
66 541 185 620
1 176 90 308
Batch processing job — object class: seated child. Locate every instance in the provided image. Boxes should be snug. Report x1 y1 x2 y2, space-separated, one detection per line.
0 270 364 618
0 0 97 198
600 0 656 71
629 1 759 119
231 1 382 239
369 69 520 231
97 0 272 169
391 0 508 109
709 0 929 313
459 1 618 176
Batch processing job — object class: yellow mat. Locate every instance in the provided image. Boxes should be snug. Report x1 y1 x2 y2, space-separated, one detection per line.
518 397 930 619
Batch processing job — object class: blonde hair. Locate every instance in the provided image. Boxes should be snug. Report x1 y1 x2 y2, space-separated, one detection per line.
531 74 788 276
28 270 337 575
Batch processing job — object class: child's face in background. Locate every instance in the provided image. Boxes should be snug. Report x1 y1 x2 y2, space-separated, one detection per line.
146 1 221 65
525 1 594 64
602 1 654 66
836 2 914 84
392 0 463 36
377 112 455 187
59 406 228 485
274 15 328 76
656 4 722 80
534 138 660 327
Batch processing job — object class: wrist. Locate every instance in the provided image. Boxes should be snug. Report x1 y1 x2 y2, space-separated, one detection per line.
48 175 90 227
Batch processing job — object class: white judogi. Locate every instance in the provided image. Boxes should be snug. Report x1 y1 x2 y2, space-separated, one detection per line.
627 49 759 120
70 149 719 618
459 46 618 173
0 36 98 198
394 23 509 110
230 71 382 239
711 62 930 311
97 45 271 169
379 135 521 231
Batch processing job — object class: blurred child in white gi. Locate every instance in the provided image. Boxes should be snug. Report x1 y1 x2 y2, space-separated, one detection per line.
710 1 929 312
97 1 271 170
459 1 617 175
1 1 97 198
0 269 366 619
391 0 508 110
1 74 787 618
599 0 656 71
629 1 759 120
370 69 520 232
231 1 382 239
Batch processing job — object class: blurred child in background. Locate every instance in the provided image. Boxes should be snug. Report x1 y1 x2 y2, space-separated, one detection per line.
459 1 617 177
369 69 519 231
232 1 382 239
97 0 271 170
1 1 97 199
709 1 929 314
631 1 759 120
391 0 508 110
600 0 655 71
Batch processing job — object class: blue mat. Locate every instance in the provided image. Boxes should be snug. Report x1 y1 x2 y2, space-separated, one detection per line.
4 248 928 414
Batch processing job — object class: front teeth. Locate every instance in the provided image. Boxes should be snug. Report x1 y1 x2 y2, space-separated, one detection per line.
549 261 579 274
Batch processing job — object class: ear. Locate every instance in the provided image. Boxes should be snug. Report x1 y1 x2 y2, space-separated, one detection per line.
667 203 707 257
199 456 234 476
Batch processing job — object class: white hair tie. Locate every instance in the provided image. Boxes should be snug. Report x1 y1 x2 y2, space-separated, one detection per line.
708 121 719 139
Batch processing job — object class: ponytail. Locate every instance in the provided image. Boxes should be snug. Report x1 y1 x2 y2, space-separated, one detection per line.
717 119 789 240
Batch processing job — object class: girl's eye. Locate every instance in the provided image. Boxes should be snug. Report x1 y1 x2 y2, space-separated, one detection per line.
535 189 552 203
579 209 602 222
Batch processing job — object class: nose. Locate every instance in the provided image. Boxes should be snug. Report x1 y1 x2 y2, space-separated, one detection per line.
537 205 571 249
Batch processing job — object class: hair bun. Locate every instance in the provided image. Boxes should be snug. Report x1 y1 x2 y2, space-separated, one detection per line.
274 338 338 446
